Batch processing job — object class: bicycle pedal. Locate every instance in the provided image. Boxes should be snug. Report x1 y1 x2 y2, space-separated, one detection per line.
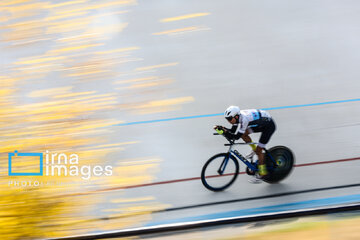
246 167 255 176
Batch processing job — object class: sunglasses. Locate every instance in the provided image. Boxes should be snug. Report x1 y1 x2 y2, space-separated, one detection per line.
226 116 233 121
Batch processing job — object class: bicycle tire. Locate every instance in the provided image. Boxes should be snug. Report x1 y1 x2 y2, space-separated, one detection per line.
263 146 295 183
201 153 239 191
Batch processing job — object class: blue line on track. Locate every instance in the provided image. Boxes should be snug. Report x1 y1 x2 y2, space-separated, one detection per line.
145 193 360 227
115 113 223 126
114 98 360 127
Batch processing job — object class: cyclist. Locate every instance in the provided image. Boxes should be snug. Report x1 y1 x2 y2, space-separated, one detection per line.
214 106 276 183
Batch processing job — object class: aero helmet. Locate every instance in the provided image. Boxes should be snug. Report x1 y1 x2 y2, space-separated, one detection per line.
224 106 240 119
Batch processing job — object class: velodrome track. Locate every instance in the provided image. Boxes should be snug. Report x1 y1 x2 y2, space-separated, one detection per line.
99 0 360 231
101 99 360 230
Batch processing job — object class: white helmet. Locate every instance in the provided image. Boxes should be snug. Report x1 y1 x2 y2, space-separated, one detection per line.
224 106 240 118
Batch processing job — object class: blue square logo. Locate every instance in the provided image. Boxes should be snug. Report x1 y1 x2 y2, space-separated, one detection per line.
8 150 43 176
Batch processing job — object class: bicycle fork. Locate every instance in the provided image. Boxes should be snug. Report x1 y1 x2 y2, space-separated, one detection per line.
218 145 235 175
218 153 231 175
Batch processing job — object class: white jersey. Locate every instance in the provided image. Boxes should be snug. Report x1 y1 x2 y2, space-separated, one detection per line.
234 109 272 134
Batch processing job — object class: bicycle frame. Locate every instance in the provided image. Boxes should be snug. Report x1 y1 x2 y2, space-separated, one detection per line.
213 133 278 175
228 144 258 172
218 143 278 175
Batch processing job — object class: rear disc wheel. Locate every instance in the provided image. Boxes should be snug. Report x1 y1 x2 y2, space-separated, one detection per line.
263 146 294 183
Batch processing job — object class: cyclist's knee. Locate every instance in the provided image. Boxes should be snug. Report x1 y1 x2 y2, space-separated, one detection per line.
257 142 266 149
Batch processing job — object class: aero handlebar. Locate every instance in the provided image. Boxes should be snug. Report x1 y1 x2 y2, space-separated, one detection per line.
213 132 257 146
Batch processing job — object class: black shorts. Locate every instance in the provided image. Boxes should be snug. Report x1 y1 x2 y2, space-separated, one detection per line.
251 118 276 146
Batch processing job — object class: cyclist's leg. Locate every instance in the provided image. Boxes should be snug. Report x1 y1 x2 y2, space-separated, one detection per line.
256 120 276 176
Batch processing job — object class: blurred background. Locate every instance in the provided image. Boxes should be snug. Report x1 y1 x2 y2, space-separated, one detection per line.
1 0 360 239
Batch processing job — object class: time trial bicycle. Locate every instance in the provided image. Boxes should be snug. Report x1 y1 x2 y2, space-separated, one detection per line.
201 133 294 191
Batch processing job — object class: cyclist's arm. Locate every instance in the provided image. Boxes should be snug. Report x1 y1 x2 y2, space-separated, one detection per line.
223 116 250 140
223 125 243 140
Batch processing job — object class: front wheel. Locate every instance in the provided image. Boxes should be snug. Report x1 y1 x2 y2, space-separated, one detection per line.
201 153 239 191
